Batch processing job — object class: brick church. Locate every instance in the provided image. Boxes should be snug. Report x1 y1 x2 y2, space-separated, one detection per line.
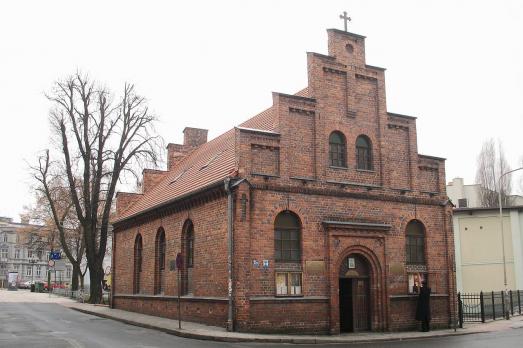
112 27 456 334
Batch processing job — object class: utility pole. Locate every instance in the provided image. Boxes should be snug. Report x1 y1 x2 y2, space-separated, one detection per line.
498 166 523 320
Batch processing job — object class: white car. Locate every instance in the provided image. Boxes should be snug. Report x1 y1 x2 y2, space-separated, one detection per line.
18 280 34 289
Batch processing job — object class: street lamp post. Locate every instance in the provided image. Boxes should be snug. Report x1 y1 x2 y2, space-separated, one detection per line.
498 166 523 319
28 257 37 290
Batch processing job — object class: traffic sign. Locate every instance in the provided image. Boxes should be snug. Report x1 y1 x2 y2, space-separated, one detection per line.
48 260 55 267
49 251 61 260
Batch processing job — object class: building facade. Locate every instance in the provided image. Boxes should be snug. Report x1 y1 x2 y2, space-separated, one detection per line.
453 206 523 293
0 217 73 288
112 28 456 333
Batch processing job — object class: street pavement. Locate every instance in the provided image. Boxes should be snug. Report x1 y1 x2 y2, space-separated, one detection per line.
1 289 523 347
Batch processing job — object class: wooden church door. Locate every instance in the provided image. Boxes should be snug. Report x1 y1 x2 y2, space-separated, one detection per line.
339 254 370 332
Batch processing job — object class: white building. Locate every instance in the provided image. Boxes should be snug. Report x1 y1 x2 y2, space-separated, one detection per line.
0 216 72 288
447 178 523 292
453 206 523 292
447 177 523 208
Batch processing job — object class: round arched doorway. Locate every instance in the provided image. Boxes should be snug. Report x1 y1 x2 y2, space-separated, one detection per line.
339 254 371 332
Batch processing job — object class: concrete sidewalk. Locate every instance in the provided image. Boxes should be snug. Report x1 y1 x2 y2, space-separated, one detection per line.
61 300 523 344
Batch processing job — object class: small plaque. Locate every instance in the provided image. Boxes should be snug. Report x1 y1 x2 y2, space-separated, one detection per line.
306 261 325 274
348 257 356 269
389 262 404 276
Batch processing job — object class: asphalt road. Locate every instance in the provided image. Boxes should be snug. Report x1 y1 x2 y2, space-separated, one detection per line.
1 295 523 347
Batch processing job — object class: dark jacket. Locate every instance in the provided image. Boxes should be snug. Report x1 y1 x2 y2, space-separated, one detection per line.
415 286 431 321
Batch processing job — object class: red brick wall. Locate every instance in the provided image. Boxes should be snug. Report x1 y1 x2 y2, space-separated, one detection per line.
241 185 453 332
248 299 329 333
251 145 279 176
288 111 314 179
386 127 411 189
113 195 229 325
113 296 228 327
390 296 451 331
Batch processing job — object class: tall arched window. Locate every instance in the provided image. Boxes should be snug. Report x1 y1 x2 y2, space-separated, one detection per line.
181 220 194 295
133 234 143 294
274 211 301 262
356 135 372 170
154 228 166 294
406 220 425 264
329 131 347 168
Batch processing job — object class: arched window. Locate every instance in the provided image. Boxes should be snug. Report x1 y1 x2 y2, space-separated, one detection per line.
356 135 372 170
154 228 166 294
406 220 425 264
274 211 301 262
329 131 347 168
181 220 194 295
133 234 143 294
186 227 194 268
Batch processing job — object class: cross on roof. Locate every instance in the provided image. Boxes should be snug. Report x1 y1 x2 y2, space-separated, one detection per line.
339 11 351 32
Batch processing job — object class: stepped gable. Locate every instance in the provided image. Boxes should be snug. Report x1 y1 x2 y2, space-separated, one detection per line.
117 88 306 221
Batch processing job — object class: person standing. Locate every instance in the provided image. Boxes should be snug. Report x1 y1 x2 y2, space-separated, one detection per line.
416 280 431 332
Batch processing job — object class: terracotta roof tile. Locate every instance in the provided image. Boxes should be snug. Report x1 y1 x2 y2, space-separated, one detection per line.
117 88 305 222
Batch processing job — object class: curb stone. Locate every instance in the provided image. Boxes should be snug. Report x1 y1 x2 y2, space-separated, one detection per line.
67 306 492 344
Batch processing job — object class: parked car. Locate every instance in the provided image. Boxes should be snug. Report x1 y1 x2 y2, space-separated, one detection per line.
18 280 34 289
42 282 66 290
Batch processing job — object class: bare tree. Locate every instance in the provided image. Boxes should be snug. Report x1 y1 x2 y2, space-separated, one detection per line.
23 174 86 290
33 73 161 303
475 139 513 207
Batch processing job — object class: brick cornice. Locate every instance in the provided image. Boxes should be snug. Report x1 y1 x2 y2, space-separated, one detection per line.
250 183 445 207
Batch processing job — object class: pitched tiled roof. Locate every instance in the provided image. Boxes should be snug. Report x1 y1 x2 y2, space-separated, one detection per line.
117 129 237 221
117 89 306 222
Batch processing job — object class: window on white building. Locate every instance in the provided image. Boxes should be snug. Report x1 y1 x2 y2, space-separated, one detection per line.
14 249 20 259
2 233 7 242
36 265 41 277
28 250 33 258
26 267 32 276
14 264 19 271
66 267 72 279
1 248 8 259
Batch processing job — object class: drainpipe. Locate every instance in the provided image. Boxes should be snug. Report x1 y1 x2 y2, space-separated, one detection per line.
224 178 234 331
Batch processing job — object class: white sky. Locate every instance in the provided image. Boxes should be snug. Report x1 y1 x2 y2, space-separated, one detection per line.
1 0 522 221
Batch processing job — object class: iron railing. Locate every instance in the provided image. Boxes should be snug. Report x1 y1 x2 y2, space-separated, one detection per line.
458 290 523 327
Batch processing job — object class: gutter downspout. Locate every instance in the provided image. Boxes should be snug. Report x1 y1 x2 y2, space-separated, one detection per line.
110 229 115 309
225 178 234 331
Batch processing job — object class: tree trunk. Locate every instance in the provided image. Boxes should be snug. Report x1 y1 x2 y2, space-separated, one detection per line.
88 264 104 304
80 273 84 290
71 264 81 291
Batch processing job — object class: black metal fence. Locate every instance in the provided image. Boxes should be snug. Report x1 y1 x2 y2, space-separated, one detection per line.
458 290 523 327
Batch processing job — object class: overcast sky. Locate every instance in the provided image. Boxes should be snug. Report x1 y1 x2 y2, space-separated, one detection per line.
1 0 522 221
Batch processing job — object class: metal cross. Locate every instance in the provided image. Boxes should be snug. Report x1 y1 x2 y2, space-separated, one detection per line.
339 11 351 32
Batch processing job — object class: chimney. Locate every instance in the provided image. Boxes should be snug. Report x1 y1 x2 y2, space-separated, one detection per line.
183 127 208 147
167 143 189 170
142 169 167 194
115 192 143 217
